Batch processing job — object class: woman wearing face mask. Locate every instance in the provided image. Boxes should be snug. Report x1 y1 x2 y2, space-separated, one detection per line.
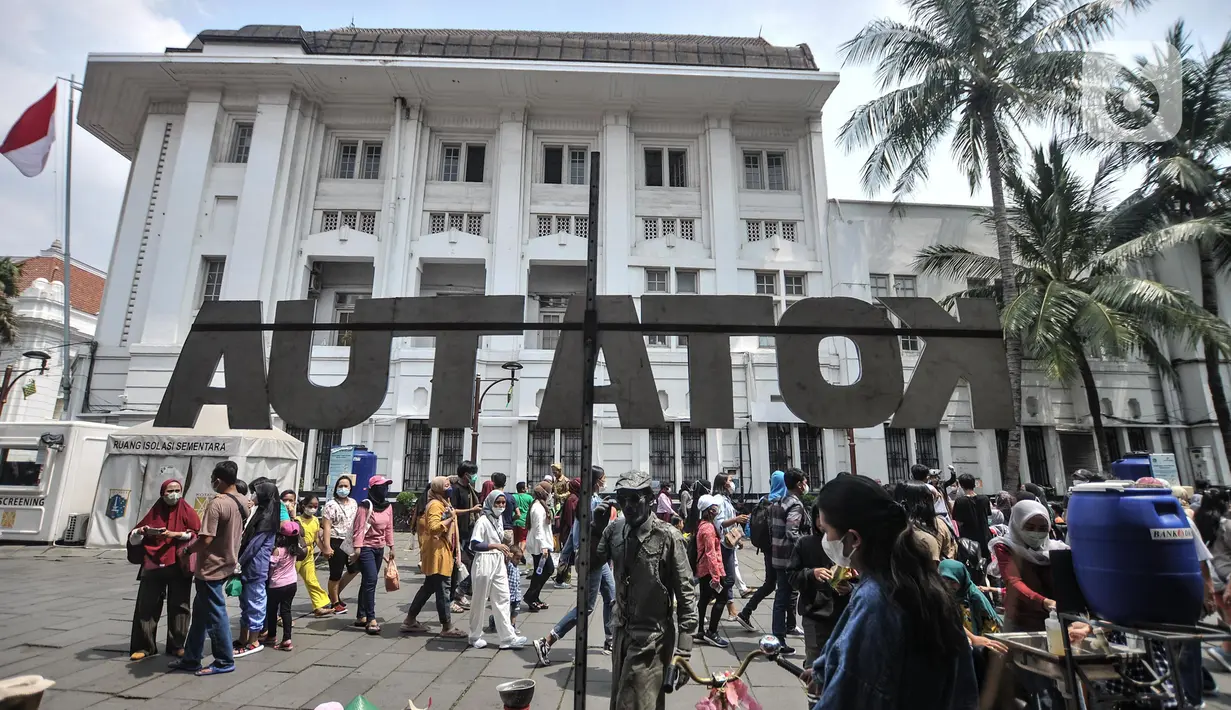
127 478 201 661
296 494 333 616
804 474 977 710
321 476 359 613
693 495 731 649
468 490 528 649
524 484 556 611
401 477 466 638
711 473 751 620
350 475 396 635
988 500 1068 632
235 480 281 656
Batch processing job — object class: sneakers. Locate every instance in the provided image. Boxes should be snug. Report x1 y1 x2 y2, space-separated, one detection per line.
734 614 756 632
534 637 553 665
471 638 488 649
787 626 805 638
553 581 572 589
778 644 798 657
500 636 529 650
700 633 730 649
602 637 613 655
332 601 347 613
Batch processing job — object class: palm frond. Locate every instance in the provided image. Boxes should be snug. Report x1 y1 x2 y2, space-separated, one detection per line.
1100 216 1231 265
912 244 1005 281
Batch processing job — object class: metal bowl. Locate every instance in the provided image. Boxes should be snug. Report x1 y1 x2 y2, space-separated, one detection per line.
496 679 536 708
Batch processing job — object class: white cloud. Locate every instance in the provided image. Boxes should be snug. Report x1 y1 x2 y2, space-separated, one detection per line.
0 0 191 270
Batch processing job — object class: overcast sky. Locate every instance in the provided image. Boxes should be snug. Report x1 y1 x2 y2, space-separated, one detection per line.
1 0 1226 271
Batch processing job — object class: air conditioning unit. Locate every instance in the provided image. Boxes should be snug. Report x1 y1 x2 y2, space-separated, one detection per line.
307 266 323 298
62 513 89 544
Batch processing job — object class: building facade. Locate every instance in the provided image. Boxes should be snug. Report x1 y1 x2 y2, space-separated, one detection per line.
76 26 1231 494
2 241 104 423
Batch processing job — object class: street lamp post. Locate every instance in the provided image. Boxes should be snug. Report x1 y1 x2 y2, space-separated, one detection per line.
0 351 53 419
470 361 523 461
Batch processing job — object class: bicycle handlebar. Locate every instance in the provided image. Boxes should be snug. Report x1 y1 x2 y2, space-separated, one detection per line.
664 649 767 690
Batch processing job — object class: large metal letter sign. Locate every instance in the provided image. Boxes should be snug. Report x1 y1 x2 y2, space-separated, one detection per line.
154 301 271 430
155 296 1013 431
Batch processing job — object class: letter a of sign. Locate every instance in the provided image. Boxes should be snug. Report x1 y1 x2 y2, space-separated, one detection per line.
155 301 271 429
537 296 665 429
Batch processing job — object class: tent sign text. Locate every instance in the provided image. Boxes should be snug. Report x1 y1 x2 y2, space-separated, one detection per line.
154 295 1014 432
107 436 239 456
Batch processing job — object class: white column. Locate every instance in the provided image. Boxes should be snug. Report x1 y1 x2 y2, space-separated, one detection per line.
705 116 739 288
806 116 831 288
490 107 526 295
139 90 222 345
267 99 317 305
221 90 291 302
601 111 632 295
383 101 423 298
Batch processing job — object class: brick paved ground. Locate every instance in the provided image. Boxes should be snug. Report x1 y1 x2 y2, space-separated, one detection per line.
1 535 1229 710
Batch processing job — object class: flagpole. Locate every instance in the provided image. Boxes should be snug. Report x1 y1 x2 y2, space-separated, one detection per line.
59 74 80 420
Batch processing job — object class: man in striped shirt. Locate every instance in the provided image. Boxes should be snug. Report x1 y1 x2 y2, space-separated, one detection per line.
770 469 809 656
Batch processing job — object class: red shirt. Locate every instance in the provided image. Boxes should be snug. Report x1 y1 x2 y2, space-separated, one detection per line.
992 541 1054 631
695 520 725 580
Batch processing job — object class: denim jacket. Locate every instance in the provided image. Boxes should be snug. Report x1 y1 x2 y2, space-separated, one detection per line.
811 577 977 710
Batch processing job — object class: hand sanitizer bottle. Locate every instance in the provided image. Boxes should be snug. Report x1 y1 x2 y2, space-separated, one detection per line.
1045 610 1065 656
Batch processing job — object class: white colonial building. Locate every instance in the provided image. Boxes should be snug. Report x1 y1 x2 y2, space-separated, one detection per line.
74 26 1231 494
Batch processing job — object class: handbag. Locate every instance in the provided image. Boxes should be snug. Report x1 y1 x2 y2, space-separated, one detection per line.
384 560 401 592
723 524 745 549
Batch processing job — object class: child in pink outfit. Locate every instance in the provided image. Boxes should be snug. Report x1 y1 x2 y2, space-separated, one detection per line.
263 520 304 650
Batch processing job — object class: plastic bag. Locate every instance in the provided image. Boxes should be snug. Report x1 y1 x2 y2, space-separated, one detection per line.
344 696 382 710
224 576 243 597
384 561 401 592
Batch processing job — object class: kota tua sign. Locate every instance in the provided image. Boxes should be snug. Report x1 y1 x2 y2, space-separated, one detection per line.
154 295 1013 432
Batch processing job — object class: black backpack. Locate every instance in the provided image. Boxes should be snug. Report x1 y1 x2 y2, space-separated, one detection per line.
749 499 773 552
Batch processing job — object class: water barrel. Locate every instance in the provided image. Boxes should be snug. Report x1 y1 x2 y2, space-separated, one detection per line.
1109 452 1153 482
349 447 379 504
1067 481 1203 625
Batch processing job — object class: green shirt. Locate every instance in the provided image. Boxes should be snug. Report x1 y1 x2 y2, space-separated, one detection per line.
513 493 533 528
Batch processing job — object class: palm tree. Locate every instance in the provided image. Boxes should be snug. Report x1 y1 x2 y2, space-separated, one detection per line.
0 258 20 346
916 141 1231 472
838 0 1150 490
1093 23 1231 468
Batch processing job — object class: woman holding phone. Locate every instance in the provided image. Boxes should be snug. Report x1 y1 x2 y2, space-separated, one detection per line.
127 478 201 661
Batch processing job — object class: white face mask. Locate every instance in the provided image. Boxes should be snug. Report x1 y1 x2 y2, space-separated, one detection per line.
305 507 318 517
164 492 181 505
336 488 350 498
821 533 854 568
1019 529 1050 549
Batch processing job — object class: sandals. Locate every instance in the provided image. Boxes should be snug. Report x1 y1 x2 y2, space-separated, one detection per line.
352 617 369 628
195 665 234 676
400 621 428 634
129 651 148 662
365 621 382 635
275 640 294 651
450 602 466 614
232 642 263 658
438 627 467 638
313 607 334 617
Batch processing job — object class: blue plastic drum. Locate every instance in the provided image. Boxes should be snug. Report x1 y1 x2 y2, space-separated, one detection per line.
1067 481 1203 625
349 447 378 504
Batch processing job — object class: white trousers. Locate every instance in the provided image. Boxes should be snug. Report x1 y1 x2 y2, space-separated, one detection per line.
733 552 748 592
469 551 517 645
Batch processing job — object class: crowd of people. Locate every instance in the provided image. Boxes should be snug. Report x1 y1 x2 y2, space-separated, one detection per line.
123 457 1222 709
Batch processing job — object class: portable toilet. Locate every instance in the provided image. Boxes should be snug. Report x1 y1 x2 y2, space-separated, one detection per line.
350 447 379 503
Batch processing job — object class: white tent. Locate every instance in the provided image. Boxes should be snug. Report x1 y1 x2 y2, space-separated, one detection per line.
86 405 303 547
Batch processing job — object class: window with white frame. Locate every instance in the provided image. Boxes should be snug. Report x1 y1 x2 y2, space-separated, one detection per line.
757 271 806 348
321 210 378 234
745 220 799 243
535 214 589 239
427 212 484 236
226 122 253 164
537 295 569 350
333 292 369 346
543 145 589 185
199 258 225 306
643 268 698 348
641 217 697 242
870 273 920 353
644 147 688 188
743 150 788 190
438 142 487 183
334 140 382 180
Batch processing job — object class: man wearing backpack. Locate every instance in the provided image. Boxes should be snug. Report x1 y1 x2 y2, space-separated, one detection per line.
735 471 790 632
770 469 808 655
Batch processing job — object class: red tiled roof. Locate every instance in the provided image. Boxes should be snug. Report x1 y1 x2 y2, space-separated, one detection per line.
13 256 106 315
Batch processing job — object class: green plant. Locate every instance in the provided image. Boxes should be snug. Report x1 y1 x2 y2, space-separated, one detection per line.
396 490 418 508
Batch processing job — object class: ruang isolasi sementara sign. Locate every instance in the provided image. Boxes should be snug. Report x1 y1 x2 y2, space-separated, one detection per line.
152 295 1014 432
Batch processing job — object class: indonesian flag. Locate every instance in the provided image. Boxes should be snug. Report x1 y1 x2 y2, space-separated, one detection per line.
1 86 57 177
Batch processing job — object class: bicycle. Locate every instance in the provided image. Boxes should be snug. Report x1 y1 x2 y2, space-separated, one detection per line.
662 635 809 710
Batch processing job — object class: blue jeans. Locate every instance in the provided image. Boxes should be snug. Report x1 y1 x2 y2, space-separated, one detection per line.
239 573 267 632
357 546 383 622
771 566 797 642
552 563 615 640
182 579 233 670
1178 640 1203 705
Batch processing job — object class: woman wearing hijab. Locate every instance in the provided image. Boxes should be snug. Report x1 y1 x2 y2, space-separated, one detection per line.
468 490 527 649
989 500 1068 632
350 475 396 635
523 485 556 611
939 560 1006 690
402 477 467 637
128 478 201 661
990 491 1014 526
235 479 281 656
736 470 788 630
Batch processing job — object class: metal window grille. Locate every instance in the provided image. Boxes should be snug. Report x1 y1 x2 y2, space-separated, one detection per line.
884 425 910 484
1025 426 1051 487
555 216 571 233
465 214 483 236
744 152 763 189
799 425 825 489
765 221 779 240
767 153 786 190
561 428 583 471
662 219 678 237
341 211 358 229
574 217 589 239
360 143 382 179
228 122 253 163
537 215 554 237
448 213 464 232
336 142 358 179
767 423 793 474
680 219 696 241
429 213 447 233
1126 427 1149 452
528 424 556 481
440 145 461 181
680 424 706 485
746 221 762 242
322 211 340 231
314 429 342 488
436 428 464 478
649 426 676 486
404 421 432 492
569 148 587 185
781 222 797 242
283 425 309 488
201 259 225 303
359 212 377 234
784 274 805 297
755 272 777 295
643 219 659 240
914 428 940 469
1104 428 1123 464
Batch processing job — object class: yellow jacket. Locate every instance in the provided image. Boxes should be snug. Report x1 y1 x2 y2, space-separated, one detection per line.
417 498 455 577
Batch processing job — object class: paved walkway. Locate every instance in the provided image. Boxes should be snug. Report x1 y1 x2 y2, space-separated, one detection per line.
2 535 1230 710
